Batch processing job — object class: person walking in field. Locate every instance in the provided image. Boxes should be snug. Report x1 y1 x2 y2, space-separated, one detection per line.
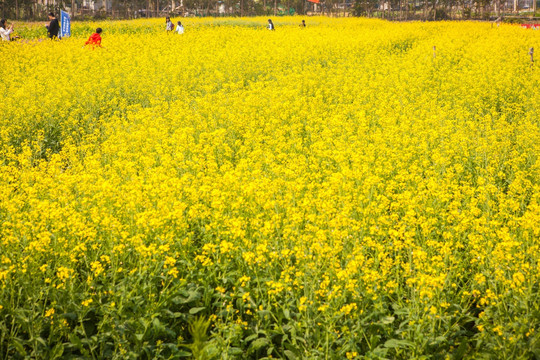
176 21 184 34
267 19 275 31
84 28 103 48
300 19 306 27
166 17 174 32
45 12 59 39
0 19 14 41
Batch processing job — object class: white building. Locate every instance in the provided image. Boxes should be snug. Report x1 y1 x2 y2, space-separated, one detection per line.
81 0 113 11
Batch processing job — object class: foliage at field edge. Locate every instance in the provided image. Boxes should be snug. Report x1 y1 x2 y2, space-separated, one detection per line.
1 17 540 359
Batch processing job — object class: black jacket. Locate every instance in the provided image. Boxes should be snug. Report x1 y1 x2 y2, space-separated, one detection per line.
47 18 59 38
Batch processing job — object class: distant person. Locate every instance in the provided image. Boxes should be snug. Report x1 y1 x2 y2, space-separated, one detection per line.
166 17 174 32
267 19 275 31
300 19 306 27
0 19 14 41
84 28 102 48
45 12 59 39
176 21 184 34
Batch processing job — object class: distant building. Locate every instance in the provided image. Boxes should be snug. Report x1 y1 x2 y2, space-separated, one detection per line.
81 0 112 11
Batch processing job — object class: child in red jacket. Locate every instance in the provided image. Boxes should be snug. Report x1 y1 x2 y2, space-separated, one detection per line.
84 28 102 47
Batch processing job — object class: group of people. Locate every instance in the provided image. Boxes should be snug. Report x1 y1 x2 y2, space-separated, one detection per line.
0 11 101 47
166 17 184 34
267 19 306 30
165 17 304 33
165 18 304 34
1 15 306 45
1 12 60 42
44 12 102 47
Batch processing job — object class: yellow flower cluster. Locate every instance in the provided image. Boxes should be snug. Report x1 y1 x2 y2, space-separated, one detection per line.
0 17 539 358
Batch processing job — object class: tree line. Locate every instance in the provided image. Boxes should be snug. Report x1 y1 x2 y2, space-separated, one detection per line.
0 0 538 21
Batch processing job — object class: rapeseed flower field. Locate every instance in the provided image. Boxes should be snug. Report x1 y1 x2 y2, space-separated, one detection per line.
0 17 539 359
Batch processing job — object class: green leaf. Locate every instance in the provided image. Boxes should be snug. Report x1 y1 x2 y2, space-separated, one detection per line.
429 336 447 346
189 307 205 315
50 343 64 359
203 343 220 357
372 346 389 357
245 334 259 342
35 337 48 347
452 340 469 359
12 339 26 356
172 290 201 304
152 318 162 329
284 349 298 359
283 309 290 319
135 333 144 341
380 316 395 324
69 334 83 349
393 308 409 316
384 339 414 348
250 337 270 351
62 312 78 321
228 347 243 355
139 318 151 329
369 334 381 349
257 310 271 317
